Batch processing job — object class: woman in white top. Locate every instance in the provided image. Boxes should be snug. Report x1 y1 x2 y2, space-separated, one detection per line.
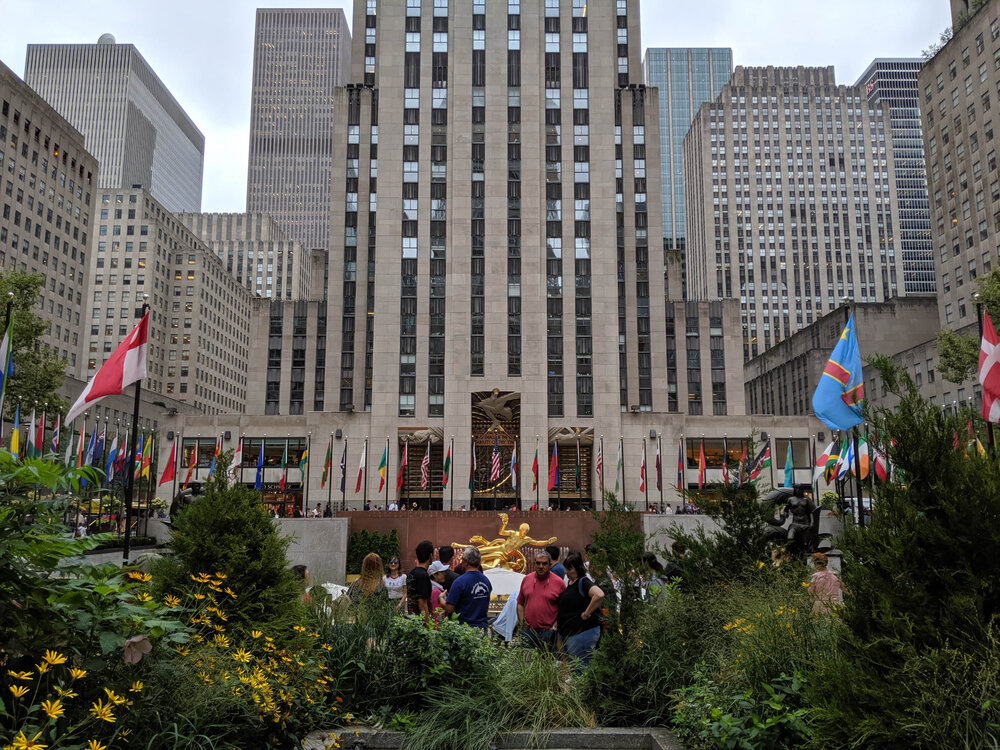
382 556 407 608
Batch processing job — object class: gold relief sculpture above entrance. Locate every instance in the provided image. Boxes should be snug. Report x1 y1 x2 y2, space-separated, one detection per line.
451 513 557 573
470 390 520 505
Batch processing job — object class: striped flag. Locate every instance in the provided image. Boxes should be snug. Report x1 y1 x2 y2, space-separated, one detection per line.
469 441 478 491
614 439 623 495
596 440 604 491
377 441 387 492
510 444 518 492
9 405 19 457
356 440 367 493
420 442 430 490
278 442 288 491
321 437 333 489
814 441 836 483
531 442 538 491
547 442 558 491
339 442 347 493
655 439 662 491
639 440 646 493
184 445 197 489
49 415 60 456
207 436 221 479
490 435 501 484
26 409 35 459
442 442 451 489
105 429 119 481
141 434 153 479
677 438 684 488
980 311 1000 422
63 423 74 467
0 312 14 416
230 437 243 481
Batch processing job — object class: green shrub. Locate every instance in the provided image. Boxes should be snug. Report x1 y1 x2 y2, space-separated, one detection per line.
346 528 400 574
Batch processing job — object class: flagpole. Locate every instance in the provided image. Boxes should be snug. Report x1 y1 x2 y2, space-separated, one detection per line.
974 292 996 452
620 436 626 507
449 436 454 511
643 438 649 510
852 428 864 526
121 298 149 566
384 437 389 507
427 439 432 510
303 432 311 516
0 293 13 445
363 436 369 508
335 434 342 512
534 436 539 510
767 433 775 488
811 434 818 502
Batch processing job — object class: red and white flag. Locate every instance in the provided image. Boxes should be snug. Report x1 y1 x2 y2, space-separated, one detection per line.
66 313 148 425
396 442 408 492
355 440 367 493
159 437 176 487
979 311 1000 423
420 442 430 490
639 441 646 493
596 440 604 491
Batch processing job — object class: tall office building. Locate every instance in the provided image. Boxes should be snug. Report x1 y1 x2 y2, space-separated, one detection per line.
919 0 1000 332
684 66 906 360
24 35 204 213
246 9 352 251
644 47 733 298
0 60 98 374
855 59 936 295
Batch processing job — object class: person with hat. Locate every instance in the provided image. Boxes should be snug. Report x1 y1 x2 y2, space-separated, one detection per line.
427 560 450 623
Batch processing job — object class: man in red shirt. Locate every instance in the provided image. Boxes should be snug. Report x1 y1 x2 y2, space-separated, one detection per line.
516 549 566 650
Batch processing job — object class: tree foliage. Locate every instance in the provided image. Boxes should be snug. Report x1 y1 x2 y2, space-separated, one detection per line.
0 270 69 416
933 267 1000 384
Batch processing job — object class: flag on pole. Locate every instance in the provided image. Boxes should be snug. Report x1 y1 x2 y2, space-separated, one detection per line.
230 438 243 482
749 443 771 483
655 438 662 491
510 444 518 492
468 441 477 491
677 438 684 488
321 438 333 489
93 424 106 470
299 445 309 479
596 440 604 491
0 312 14 411
639 440 646 493
83 428 96 467
873 440 889 482
421 442 431 490
812 314 865 431
25 409 35 459
489 436 501 484
49 415 60 456
697 439 706 489
378 442 388 492
254 440 264 490
396 442 407 492
9 405 19 457
547 442 558 491
63 423 74 467
36 413 45 458
856 437 871 479
356 440 367 493
65 312 149 425
783 441 794 487
442 442 451 489
814 441 836 483
141 434 152 479
207 436 221 479
105 430 119 481
737 444 747 486
278 442 288 491
339 442 347 493
837 440 854 480
184 445 198 489
979 311 1000 422
614 439 623 495
75 424 85 468
531 442 538 491
721 438 730 486
159 437 176 487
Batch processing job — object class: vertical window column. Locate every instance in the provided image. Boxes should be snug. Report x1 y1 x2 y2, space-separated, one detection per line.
571 6 592 418
470 0 486 376
615 98 628 411
428 0 448 415
399 18 420 417
340 89 362 411
265 301 283 415
633 105 651 410
364 94 378 411
507 0 522 377
545 6 563 417
314 303 326 411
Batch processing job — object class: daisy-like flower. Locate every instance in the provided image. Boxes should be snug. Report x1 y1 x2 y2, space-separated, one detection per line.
175 645 190 656
104 687 127 706
42 650 68 666
193 593 206 600
292 625 306 632
85 741 107 750
88 698 116 723
126 570 152 582
251 630 263 639
129 680 144 692
36 662 50 674
41 698 64 718
224 586 237 599
9 684 29 698
191 572 212 583
232 648 253 664
7 730 47 749
69 667 87 680
7 669 33 679
163 594 181 607
54 685 78 699
212 633 230 648
135 592 153 603
214 571 228 579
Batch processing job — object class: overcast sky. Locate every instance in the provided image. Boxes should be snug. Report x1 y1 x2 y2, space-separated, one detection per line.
0 0 951 213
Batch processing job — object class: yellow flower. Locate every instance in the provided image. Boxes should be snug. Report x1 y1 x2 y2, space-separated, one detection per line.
7 730 47 749
7 669 33 679
135 592 153 603
756 561 765 569
191 572 212 583
89 698 116 722
36 662 50 674
321 643 332 651
9 684 29 698
175 645 191 656
214 571 227 579
292 625 306 632
104 687 127 706
43 650 68 666
225 586 237 599
193 593 206 600
85 741 107 750
69 667 87 680
232 649 253 664
197 671 214 685
802 581 811 587
163 595 181 607
54 686 79 698
251 630 263 639
126 570 152 582
130 680 144 692
41 698 65 718
212 634 230 648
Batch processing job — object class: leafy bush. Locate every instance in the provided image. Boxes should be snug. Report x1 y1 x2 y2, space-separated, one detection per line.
346 528 399 575
152 464 301 626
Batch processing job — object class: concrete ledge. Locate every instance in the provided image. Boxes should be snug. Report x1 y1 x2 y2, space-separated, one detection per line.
303 727 684 749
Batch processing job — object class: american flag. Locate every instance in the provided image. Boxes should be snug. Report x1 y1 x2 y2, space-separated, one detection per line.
490 435 501 483
420 442 431 489
596 440 603 490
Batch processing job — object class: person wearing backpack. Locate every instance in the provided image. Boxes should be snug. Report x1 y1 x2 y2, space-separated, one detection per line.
556 550 605 673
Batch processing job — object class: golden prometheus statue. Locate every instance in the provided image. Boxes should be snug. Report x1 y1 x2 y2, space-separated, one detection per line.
452 513 557 573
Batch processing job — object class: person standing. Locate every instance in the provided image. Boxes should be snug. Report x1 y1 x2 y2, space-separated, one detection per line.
406 540 435 618
383 555 407 608
517 550 565 650
438 545 460 591
444 547 493 630
546 545 565 580
427 560 450 622
556 551 604 673
349 553 389 604
808 552 846 614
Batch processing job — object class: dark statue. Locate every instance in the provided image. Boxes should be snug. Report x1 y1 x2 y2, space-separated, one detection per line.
758 484 830 555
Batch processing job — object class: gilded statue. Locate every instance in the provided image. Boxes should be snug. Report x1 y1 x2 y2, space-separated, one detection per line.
452 513 557 572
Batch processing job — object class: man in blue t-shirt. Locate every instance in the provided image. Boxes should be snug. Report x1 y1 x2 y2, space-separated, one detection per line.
444 546 493 630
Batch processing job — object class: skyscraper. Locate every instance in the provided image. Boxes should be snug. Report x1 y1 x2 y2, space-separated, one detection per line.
684 66 906 360
644 47 732 298
24 35 204 213
856 58 936 295
246 8 352 251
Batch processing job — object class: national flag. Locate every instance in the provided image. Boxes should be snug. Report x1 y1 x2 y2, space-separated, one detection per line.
9 405 19 457
396 442 407 492
531 443 538 491
207 436 221 479
35 413 45 458
783 441 794 487
278 442 288 491
299 445 309 479
356 440 367 493
93 424 106 469
442 442 451 489
25 409 35 459
814 441 836 483
510 444 518 492
105 430 119 481
873 444 889 482
614 439 623 495
697 439 706 489
49 415 60 455
321 438 333 489
378 442 388 492
158 437 176 487
133 433 144 481
140 434 152 479
639 440 646 493
114 431 129 477
856 437 870 480
63 423 74 467
468 441 477 491
65 312 149 425
656 439 662 491
812 314 864 431
825 441 844 482
979 311 1000 422
749 443 771 482
547 442 558 491
837 440 854 480
230 438 243 481
185 445 199 489
339 442 347 493
83 428 96 467
75 424 85 468
420 442 431 490
737 444 747 486
721 438 729 486
491 436 501 484
677 438 684 488
254 440 264 490
0 312 14 411
596 440 604 491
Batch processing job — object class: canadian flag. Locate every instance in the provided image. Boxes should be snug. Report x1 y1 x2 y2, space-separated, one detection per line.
980 311 1000 423
66 313 149 425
